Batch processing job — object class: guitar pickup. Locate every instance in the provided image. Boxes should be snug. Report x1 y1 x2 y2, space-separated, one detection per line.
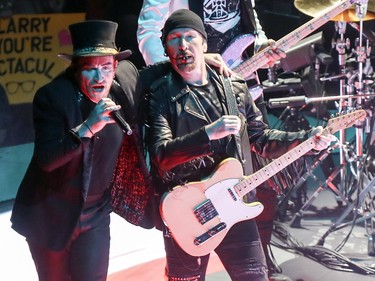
194 199 219 225
193 222 227 246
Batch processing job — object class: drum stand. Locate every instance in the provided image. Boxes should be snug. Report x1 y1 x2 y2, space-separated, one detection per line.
288 144 350 228
281 21 353 227
284 3 375 255
317 2 375 255
277 143 342 223
333 20 351 200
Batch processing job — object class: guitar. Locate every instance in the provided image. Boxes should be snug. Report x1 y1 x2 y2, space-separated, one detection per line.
160 109 366 257
222 0 356 80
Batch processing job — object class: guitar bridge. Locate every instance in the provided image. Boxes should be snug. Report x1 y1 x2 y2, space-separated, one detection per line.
194 199 218 225
193 222 227 246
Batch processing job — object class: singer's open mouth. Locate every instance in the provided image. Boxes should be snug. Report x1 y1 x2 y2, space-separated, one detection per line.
92 85 105 91
177 54 191 59
176 54 193 66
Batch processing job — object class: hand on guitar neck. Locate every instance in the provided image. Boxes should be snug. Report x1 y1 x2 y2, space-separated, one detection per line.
258 39 286 68
310 125 338 152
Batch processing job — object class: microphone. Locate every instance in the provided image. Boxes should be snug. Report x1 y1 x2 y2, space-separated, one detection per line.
267 94 370 108
110 110 132 135
268 96 307 108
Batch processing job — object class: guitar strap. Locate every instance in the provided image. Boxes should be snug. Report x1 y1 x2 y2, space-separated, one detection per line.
222 77 253 175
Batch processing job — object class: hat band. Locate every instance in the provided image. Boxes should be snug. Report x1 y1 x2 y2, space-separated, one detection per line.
73 46 118 56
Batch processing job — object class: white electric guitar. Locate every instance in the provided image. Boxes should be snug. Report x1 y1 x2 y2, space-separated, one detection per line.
160 110 366 257
222 0 356 84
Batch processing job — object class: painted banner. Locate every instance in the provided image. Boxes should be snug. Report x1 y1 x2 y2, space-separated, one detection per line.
0 13 85 104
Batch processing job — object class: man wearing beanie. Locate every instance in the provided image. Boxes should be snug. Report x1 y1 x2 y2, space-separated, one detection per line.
146 9 335 281
137 3 293 281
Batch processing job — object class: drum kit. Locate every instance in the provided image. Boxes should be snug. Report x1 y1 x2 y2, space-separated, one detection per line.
270 0 375 257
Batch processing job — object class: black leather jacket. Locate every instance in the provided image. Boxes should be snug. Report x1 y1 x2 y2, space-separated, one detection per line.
147 66 308 195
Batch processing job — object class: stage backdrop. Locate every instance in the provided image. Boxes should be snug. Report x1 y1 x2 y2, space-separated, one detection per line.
0 13 85 202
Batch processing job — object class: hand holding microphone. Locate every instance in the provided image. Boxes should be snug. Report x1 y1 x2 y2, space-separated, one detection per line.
85 98 132 136
110 109 132 135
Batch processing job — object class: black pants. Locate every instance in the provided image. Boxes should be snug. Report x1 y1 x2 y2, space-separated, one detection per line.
27 197 112 281
255 188 278 247
163 219 268 281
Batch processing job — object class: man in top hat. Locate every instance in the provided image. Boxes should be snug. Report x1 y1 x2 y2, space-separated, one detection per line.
9 20 156 281
146 9 335 281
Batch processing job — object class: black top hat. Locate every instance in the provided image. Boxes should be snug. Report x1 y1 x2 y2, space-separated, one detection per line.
58 20 131 61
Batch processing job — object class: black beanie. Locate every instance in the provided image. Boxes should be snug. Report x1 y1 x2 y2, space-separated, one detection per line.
162 9 207 44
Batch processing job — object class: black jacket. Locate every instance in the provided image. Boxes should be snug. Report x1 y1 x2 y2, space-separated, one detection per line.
147 66 308 196
10 60 165 250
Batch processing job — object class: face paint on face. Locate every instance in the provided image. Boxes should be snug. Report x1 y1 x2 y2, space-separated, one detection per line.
75 56 117 103
165 28 207 82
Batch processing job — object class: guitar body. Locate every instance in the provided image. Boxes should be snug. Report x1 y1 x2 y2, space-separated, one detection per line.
221 34 264 100
221 33 256 70
160 158 264 257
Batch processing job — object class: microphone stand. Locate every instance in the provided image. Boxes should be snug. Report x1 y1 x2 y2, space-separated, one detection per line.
332 20 351 201
262 65 282 87
352 0 375 256
353 0 367 173
267 93 375 109
317 1 375 256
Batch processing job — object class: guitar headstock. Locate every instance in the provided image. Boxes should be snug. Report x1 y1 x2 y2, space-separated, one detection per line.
326 109 367 135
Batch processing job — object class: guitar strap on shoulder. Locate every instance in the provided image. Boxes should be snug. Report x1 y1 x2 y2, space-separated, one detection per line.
222 77 253 175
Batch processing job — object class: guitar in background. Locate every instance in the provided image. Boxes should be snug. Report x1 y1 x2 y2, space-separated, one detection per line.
222 0 356 81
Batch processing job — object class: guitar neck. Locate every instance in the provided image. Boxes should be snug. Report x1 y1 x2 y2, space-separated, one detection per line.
233 0 355 77
235 137 316 198
234 108 367 197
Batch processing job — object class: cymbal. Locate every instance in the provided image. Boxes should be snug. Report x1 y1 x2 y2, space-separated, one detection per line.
295 0 375 22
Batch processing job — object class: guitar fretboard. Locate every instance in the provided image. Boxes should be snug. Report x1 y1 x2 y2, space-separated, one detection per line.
235 138 315 198
234 109 366 198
